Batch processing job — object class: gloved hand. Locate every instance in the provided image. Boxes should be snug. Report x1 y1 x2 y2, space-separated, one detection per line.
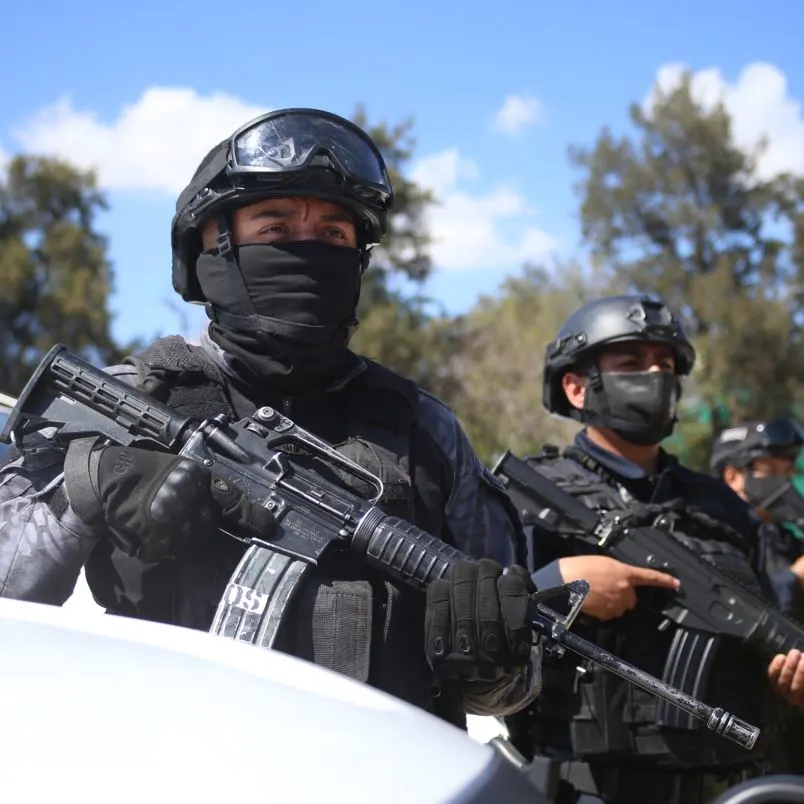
424 558 533 682
64 444 276 562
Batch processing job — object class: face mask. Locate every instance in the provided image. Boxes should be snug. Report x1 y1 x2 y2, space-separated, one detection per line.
196 241 363 391
197 241 362 339
743 474 804 527
582 370 679 446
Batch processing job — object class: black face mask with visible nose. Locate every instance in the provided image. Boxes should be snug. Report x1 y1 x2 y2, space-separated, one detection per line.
581 370 680 447
743 474 804 527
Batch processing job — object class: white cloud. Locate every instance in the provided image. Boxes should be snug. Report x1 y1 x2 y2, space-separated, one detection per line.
412 148 479 198
411 148 557 271
645 62 804 179
492 94 544 137
8 88 558 272
12 87 268 194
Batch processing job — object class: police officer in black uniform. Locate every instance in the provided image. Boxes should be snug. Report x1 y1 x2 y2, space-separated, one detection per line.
711 418 804 617
508 294 804 804
0 109 541 723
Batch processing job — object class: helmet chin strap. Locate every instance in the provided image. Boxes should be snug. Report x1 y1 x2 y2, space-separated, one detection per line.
564 356 601 424
211 212 258 318
575 364 607 425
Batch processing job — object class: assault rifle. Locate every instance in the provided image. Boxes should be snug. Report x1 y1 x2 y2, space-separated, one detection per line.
493 449 804 730
1 345 759 750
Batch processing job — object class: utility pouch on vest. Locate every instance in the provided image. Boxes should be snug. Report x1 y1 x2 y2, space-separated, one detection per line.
569 634 634 756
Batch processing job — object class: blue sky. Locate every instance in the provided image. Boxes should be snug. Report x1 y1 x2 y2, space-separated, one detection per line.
3 0 804 346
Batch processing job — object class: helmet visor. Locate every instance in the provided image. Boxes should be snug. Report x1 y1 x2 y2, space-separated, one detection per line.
229 110 391 192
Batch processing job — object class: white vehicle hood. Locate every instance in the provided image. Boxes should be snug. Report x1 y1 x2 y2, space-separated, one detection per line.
0 599 541 804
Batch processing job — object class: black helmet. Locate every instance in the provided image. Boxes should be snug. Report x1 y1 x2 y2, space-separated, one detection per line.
171 108 395 303
543 294 696 417
709 417 804 475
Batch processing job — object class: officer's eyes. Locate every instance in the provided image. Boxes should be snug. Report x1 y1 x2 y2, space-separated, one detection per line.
257 225 347 240
260 225 290 236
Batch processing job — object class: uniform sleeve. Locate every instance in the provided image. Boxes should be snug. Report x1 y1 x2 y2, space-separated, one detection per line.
531 560 565 592
0 364 139 604
522 512 569 590
415 391 542 716
755 522 804 618
768 568 804 618
0 432 99 602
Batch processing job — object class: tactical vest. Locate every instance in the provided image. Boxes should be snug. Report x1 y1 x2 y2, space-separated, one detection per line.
84 336 448 713
518 447 782 771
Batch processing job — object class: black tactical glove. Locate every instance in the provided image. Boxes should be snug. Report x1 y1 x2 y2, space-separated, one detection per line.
64 442 276 562
424 558 533 682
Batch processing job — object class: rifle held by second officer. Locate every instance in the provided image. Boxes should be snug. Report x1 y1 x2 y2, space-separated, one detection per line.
493 449 804 659
494 448 804 730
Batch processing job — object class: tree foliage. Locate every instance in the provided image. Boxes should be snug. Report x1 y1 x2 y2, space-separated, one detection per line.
0 156 125 394
348 108 460 398
449 261 616 463
351 293 462 405
351 106 434 300
570 72 804 466
0 110 439 399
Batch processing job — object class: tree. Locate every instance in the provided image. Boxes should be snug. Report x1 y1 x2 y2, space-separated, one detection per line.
0 156 127 394
570 73 804 467
348 108 462 399
449 261 616 464
352 293 462 405
352 106 434 294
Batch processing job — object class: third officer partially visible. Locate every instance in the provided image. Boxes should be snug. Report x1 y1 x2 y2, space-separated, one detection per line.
711 418 804 618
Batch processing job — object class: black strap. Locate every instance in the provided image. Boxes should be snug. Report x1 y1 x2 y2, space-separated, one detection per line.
563 444 624 491
63 436 104 527
529 450 621 505
212 212 257 320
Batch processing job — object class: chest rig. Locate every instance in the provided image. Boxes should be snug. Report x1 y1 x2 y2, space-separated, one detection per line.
84 336 446 712
517 445 775 770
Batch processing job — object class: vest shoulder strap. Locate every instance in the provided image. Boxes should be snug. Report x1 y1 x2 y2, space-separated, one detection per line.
354 358 419 431
123 336 234 421
527 452 622 506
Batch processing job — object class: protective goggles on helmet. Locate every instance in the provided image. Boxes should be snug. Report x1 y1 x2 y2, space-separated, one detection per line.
227 109 392 198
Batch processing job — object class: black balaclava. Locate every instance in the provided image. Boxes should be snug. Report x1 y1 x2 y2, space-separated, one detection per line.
581 370 680 447
196 240 363 396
